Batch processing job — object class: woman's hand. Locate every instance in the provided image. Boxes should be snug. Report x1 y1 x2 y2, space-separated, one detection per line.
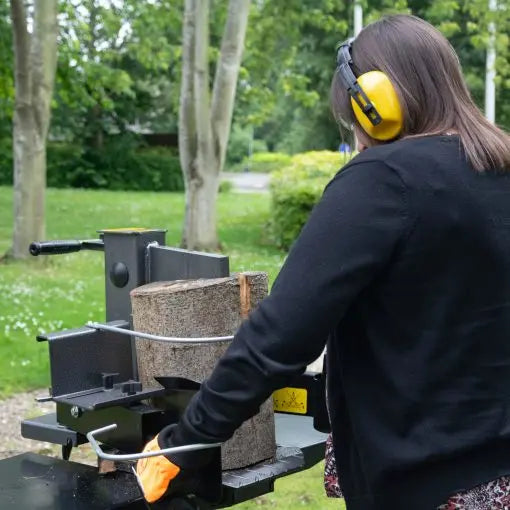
135 436 181 503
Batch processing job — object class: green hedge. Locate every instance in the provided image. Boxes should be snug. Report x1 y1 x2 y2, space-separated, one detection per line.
226 124 268 166
0 140 184 192
229 151 292 173
270 151 355 250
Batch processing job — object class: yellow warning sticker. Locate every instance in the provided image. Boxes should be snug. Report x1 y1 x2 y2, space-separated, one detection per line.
273 387 307 414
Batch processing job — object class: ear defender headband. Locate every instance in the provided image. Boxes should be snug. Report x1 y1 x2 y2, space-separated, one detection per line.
336 38 403 141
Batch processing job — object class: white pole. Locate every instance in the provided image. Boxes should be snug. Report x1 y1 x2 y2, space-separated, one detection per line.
352 1 363 150
354 1 363 37
485 0 497 123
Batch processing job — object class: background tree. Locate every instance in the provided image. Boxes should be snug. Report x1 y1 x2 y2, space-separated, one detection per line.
1 0 509 255
228 0 509 161
410 0 510 127
9 0 58 259
54 0 181 147
179 0 251 250
230 0 406 159
0 2 14 142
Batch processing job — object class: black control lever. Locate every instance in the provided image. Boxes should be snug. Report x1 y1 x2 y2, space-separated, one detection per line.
29 239 104 256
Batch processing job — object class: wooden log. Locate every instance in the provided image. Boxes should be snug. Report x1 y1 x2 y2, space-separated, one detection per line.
130 271 276 470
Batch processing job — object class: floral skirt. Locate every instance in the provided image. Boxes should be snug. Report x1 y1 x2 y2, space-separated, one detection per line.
437 476 510 509
324 433 510 508
324 434 343 498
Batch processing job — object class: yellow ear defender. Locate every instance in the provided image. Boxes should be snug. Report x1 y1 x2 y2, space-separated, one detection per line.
336 38 403 141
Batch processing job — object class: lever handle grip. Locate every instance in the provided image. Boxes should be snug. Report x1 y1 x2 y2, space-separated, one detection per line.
29 240 82 256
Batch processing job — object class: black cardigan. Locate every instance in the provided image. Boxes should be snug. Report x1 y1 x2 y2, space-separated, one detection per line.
169 135 510 509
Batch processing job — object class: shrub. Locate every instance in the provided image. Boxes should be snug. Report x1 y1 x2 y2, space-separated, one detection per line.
134 148 183 192
270 150 355 250
47 143 91 187
219 179 233 193
226 124 267 166
230 152 292 173
0 138 184 192
73 141 184 191
0 137 13 185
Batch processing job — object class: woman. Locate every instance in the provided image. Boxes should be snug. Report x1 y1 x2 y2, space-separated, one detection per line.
137 14 510 510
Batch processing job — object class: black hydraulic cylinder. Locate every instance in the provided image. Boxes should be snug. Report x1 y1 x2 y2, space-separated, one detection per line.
29 239 104 256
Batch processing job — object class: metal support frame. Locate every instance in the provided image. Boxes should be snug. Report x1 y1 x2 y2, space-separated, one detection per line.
101 230 230 323
146 243 230 284
21 413 86 447
6 415 327 510
56 402 180 452
101 229 166 322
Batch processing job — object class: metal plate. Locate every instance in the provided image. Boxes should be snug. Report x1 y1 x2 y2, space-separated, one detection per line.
53 385 166 410
220 447 304 507
148 245 229 283
102 230 166 323
57 403 179 452
21 413 86 447
274 414 327 467
217 414 328 507
44 321 135 399
0 453 145 510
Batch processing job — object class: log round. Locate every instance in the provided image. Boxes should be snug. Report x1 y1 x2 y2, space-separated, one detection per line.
130 271 276 470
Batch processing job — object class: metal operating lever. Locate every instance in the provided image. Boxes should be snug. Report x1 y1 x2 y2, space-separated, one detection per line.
29 239 104 256
86 322 235 344
86 424 221 461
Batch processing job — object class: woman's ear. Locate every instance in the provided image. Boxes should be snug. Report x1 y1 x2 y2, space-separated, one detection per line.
354 124 379 151
355 125 370 152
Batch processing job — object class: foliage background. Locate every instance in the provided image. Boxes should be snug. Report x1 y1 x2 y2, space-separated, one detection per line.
1 0 508 186
270 151 354 249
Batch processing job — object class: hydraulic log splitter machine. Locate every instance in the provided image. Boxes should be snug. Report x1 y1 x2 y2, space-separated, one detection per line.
0 228 329 510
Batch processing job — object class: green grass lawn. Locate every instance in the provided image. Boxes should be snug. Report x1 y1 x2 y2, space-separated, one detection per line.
0 185 345 509
0 186 286 394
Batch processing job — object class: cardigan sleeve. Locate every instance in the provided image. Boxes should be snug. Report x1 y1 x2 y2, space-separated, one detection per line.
167 159 409 447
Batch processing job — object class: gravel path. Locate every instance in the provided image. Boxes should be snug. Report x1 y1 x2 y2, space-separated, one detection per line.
0 389 95 464
221 172 270 193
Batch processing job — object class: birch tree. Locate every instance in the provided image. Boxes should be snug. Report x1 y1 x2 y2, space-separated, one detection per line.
10 0 58 259
179 0 251 250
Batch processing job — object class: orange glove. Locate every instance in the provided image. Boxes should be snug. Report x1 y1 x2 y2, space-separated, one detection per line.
135 424 222 506
135 435 181 504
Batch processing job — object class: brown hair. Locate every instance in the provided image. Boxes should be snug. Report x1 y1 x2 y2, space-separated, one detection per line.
331 14 510 171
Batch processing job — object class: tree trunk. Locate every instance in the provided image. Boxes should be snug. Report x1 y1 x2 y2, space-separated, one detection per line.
12 122 46 259
10 0 58 259
179 0 251 251
183 171 220 251
211 0 251 172
131 272 276 470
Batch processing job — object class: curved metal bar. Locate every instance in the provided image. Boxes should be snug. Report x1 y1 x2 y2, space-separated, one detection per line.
86 424 221 461
86 322 234 344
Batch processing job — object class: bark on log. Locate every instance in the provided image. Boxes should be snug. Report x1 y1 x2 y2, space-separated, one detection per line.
131 271 276 470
